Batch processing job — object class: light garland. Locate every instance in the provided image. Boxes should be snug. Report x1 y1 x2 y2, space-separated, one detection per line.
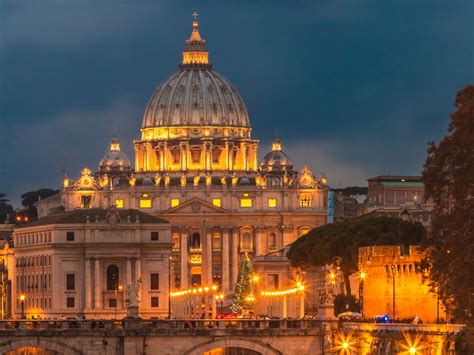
261 283 305 297
170 284 218 298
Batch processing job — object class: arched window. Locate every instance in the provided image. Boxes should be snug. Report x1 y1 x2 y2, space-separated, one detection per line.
107 265 119 290
191 233 201 250
241 232 253 251
268 233 277 249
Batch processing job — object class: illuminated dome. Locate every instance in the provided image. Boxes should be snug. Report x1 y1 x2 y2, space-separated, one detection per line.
99 137 131 173
261 139 293 172
135 15 259 175
141 18 250 130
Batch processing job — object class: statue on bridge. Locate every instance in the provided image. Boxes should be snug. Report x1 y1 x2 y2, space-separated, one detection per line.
125 279 142 319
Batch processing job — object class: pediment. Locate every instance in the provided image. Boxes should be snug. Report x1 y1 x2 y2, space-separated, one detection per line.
163 198 228 215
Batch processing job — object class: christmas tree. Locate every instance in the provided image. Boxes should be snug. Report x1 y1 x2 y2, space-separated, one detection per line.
230 253 254 314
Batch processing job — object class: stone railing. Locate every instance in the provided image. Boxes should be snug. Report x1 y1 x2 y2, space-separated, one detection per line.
0 319 324 332
342 322 465 334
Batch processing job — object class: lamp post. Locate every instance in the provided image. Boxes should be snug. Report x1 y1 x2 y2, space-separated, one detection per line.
391 264 396 319
114 285 122 320
168 255 172 319
19 294 26 319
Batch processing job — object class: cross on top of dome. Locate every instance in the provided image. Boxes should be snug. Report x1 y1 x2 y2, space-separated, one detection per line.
182 12 209 66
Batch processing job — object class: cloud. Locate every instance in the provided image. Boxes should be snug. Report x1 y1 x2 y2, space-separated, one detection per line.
0 2 162 49
0 98 141 206
259 139 370 188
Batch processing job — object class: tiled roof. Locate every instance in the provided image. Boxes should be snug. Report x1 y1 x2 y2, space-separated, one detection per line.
17 209 168 228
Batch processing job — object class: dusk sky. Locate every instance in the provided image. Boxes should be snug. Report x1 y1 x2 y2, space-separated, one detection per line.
1 1 473 207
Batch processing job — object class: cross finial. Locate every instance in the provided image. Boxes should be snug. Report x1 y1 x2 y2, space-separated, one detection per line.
192 11 198 20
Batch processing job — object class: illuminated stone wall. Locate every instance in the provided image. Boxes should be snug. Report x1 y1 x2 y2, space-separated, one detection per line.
358 245 443 323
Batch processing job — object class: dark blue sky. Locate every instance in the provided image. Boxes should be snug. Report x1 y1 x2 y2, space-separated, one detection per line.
1 1 473 207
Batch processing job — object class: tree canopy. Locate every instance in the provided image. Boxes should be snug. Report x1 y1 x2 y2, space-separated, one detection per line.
332 186 368 200
422 85 474 321
0 193 15 224
287 216 425 295
20 188 59 221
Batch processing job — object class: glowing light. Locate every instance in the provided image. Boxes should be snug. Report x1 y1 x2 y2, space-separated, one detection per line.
409 348 416 354
342 342 349 349
19 294 26 302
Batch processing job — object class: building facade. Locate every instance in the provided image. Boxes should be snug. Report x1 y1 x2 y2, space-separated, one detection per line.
365 175 432 228
37 17 329 298
12 208 171 319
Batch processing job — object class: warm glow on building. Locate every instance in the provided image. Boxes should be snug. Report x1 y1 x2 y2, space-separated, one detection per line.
240 198 252 208
115 199 124 209
212 198 221 207
268 198 277 208
171 198 180 208
140 194 151 208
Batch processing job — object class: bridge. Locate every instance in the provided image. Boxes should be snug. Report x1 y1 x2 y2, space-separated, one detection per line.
0 319 465 354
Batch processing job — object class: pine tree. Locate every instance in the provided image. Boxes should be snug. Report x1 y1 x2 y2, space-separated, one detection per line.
230 253 254 314
422 85 474 321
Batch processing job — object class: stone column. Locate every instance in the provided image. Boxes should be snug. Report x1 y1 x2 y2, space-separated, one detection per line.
232 228 239 287
180 142 188 171
180 228 189 289
222 228 230 292
228 143 234 171
135 258 141 282
255 227 265 256
240 142 247 171
85 258 92 310
206 230 212 284
224 141 230 170
94 259 101 309
126 259 132 286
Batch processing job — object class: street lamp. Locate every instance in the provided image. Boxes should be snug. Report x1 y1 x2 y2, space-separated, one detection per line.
114 284 122 320
19 294 26 319
168 255 172 319
391 264 396 319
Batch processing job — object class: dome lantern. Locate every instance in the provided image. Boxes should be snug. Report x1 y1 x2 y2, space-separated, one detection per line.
181 12 210 68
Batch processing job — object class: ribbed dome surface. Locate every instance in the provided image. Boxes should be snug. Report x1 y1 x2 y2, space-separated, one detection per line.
141 68 250 129
260 139 294 171
98 138 131 173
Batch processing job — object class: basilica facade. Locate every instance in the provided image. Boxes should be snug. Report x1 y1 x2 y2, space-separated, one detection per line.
36 17 329 311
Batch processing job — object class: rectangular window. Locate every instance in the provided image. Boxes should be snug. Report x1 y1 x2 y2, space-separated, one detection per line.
172 234 180 251
240 198 252 208
212 234 222 251
191 149 201 164
268 198 277 208
81 195 91 208
212 198 221 208
66 273 75 291
171 198 180 208
268 274 279 290
66 297 75 308
300 197 311 207
151 232 159 241
115 199 124 209
171 149 181 165
109 298 117 308
66 232 75 241
151 296 159 308
140 199 152 208
150 273 159 290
